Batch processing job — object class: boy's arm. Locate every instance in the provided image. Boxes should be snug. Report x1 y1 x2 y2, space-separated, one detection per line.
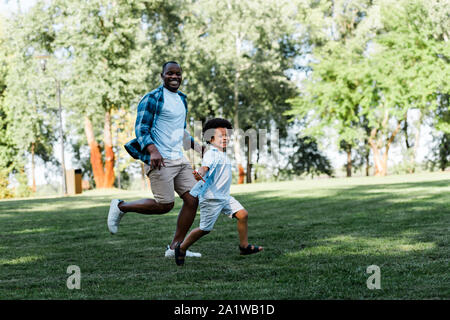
193 166 209 181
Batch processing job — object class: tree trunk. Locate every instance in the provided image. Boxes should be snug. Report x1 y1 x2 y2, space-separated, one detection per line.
246 144 252 183
403 118 410 149
31 142 36 192
84 116 105 188
410 110 423 174
371 145 384 176
254 148 259 182
365 148 370 177
346 145 352 177
233 33 245 184
369 128 383 176
103 110 115 188
369 122 402 177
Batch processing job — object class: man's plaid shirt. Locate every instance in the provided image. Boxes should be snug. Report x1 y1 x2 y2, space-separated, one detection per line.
124 85 195 165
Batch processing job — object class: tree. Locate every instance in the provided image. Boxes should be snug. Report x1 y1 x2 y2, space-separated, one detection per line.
0 15 17 172
289 0 449 176
288 0 376 177
48 0 151 188
0 16 17 198
2 4 58 192
285 135 333 178
428 93 450 171
181 0 300 183
362 0 448 175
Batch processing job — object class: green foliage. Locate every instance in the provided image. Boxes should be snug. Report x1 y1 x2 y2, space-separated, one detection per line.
0 168 13 199
288 0 450 175
1 0 449 187
433 133 450 171
51 0 146 116
427 94 450 171
2 3 58 173
288 0 374 148
285 135 333 178
181 0 300 136
0 17 19 171
14 170 32 198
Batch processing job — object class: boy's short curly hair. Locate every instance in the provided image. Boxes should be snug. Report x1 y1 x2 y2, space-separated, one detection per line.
203 118 233 144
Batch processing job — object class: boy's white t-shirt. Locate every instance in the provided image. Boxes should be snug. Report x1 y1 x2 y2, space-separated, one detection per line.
200 146 232 200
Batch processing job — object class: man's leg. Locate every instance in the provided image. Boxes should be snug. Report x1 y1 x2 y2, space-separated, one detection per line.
107 161 176 234
118 199 174 215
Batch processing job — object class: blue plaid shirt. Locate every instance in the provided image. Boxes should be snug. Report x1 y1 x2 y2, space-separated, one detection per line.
124 85 195 165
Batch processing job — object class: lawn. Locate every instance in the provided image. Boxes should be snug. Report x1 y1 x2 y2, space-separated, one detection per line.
0 172 449 299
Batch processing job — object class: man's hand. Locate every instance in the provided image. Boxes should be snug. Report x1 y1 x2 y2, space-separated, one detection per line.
147 144 165 170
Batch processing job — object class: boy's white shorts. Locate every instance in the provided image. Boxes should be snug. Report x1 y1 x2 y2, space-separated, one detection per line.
199 196 244 232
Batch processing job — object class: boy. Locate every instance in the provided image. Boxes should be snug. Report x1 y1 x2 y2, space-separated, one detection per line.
174 118 263 266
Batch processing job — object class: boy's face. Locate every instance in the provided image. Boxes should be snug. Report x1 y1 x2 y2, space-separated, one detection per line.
210 127 229 151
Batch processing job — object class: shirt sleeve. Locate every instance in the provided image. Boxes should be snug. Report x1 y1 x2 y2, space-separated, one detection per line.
135 94 155 151
201 150 215 169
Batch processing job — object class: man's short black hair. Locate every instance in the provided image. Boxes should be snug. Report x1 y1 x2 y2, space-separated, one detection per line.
161 61 181 74
203 118 233 144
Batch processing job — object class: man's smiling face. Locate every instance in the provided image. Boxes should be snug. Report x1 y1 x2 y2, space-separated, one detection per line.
161 63 182 92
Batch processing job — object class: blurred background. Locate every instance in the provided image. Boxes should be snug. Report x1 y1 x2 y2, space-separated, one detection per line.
0 0 448 198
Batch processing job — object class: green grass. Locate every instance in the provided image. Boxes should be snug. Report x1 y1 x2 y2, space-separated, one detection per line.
0 172 449 299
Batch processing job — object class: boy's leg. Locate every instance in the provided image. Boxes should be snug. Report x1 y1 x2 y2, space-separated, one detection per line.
179 227 209 253
169 157 200 249
177 199 221 256
170 192 198 249
234 209 249 248
227 196 263 253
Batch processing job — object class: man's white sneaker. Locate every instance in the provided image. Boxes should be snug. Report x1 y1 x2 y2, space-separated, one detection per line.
107 199 126 235
164 245 202 258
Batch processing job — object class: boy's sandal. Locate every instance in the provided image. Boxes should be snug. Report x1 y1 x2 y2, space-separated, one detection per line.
239 244 263 255
174 243 186 266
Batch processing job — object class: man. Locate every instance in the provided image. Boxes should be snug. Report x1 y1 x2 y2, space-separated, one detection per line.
107 61 203 258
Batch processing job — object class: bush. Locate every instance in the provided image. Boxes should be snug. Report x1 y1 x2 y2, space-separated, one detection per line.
0 169 13 199
14 171 32 198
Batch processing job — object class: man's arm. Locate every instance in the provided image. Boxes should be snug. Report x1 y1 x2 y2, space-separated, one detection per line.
146 144 165 170
135 94 165 169
135 94 155 151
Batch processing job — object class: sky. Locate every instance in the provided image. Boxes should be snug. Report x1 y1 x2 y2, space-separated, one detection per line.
0 0 36 17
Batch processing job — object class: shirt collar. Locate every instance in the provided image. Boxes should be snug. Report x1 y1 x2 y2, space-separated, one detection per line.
210 145 225 153
159 84 187 98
